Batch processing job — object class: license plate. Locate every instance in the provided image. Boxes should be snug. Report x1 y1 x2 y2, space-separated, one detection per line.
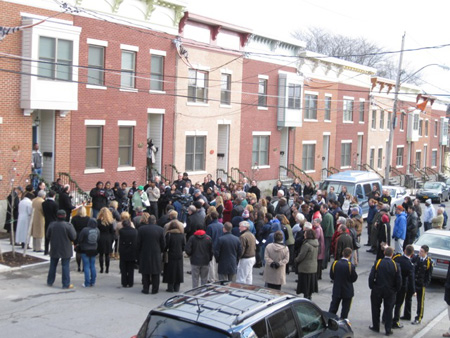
423 196 428 199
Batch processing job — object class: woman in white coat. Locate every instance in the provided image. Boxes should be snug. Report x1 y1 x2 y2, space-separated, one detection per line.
15 192 34 248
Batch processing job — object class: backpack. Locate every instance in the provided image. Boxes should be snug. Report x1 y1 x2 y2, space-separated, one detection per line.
87 228 98 245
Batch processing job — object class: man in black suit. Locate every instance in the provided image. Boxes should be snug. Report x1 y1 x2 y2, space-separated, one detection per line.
42 190 58 255
369 246 402 336
137 215 165 294
392 244 415 328
329 247 358 319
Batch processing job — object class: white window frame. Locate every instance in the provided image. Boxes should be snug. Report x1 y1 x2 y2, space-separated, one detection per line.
343 97 354 123
377 147 383 169
302 141 317 172
396 146 404 168
120 48 137 91
304 91 318 121
369 147 375 168
188 68 209 104
359 99 365 123
340 140 352 169
252 131 271 169
379 110 384 130
185 133 207 172
431 149 438 168
324 94 332 122
150 52 165 93
258 75 269 110
371 109 377 130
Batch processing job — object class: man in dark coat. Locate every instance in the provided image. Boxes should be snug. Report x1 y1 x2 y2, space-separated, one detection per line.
89 181 108 219
392 244 415 328
369 246 402 336
186 205 205 241
248 180 261 201
329 247 358 319
137 215 165 294
335 225 353 261
46 210 77 289
185 227 213 288
119 219 137 288
404 205 418 249
214 222 242 281
411 244 433 325
206 211 223 282
42 190 59 255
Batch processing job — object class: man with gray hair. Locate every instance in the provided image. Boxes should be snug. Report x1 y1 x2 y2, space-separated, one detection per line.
237 221 256 284
432 206 445 229
31 190 46 252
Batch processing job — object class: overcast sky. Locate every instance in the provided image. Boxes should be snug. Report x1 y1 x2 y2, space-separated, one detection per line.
188 0 450 98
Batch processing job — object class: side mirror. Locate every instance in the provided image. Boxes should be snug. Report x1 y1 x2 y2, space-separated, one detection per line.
327 318 339 331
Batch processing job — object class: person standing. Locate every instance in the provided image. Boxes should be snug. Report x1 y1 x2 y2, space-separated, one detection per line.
59 185 75 222
15 192 34 249
214 222 242 282
118 219 137 288
90 182 107 219
366 199 378 249
295 229 319 300
163 220 185 292
392 244 415 328
185 226 213 288
368 246 402 336
31 143 43 191
206 211 223 283
137 215 165 294
320 204 334 270
423 199 435 232
432 207 445 229
96 207 114 273
263 231 289 290
404 205 418 249
335 225 353 261
411 245 433 325
31 190 46 252
72 206 90 272
392 206 407 254
46 210 77 289
146 181 160 219
329 247 358 319
77 218 100 287
236 221 257 284
42 190 58 255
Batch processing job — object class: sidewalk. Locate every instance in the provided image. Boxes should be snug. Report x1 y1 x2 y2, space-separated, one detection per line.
414 308 449 338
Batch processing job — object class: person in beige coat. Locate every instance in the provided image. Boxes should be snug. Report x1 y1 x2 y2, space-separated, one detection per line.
432 207 445 229
31 190 46 252
264 231 289 290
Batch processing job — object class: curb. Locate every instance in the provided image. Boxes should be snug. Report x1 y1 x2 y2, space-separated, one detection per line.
413 308 447 338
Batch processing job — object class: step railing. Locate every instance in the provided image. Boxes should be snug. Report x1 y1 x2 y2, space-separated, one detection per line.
409 164 429 182
279 165 300 183
389 167 404 186
216 169 236 184
289 163 316 190
57 172 90 206
230 167 251 183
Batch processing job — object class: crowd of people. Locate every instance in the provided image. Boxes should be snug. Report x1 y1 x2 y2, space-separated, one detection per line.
3 172 449 335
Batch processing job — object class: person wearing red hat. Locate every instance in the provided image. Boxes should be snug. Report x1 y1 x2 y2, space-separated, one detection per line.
393 206 407 254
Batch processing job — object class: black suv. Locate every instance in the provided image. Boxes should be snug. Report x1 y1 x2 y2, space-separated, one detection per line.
135 282 353 337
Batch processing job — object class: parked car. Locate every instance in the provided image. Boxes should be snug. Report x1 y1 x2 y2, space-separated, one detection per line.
383 185 410 215
445 178 450 190
413 229 450 279
134 282 354 338
416 181 449 203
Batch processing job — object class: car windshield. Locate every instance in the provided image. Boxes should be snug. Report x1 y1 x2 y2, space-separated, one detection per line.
320 181 355 196
140 315 229 338
415 233 450 251
423 182 441 190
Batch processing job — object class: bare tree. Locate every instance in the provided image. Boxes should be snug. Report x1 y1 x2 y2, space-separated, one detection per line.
293 27 422 85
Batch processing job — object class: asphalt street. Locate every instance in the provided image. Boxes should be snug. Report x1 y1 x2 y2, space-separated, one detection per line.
0 211 448 337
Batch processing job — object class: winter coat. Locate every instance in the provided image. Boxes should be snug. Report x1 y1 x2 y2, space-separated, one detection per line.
185 229 213 266
97 220 114 255
214 232 242 275
239 230 256 258
119 225 137 261
393 212 407 240
432 214 444 229
264 242 289 285
351 214 363 236
78 218 100 255
406 211 418 241
163 227 185 284
59 191 74 221
222 200 233 223
335 233 353 260
186 211 205 240
72 215 90 245
15 197 33 244
31 197 45 239
295 239 319 274
47 220 76 259
42 198 58 229
314 225 325 260
137 223 165 275
90 187 108 211
321 212 335 238
206 220 223 250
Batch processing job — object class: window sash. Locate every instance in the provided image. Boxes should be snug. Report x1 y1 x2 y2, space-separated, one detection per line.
88 45 105 85
252 136 269 166
304 94 317 119
435 121 438 136
220 74 231 104
341 143 351 167
121 51 136 88
188 69 208 102
258 79 268 107
288 84 301 110
377 148 383 168
396 148 404 166
150 55 164 91
379 111 384 129
302 144 315 171
324 97 331 120
371 110 377 129
419 120 423 136
118 127 133 166
425 120 429 136
343 100 353 122
185 136 205 171
400 114 405 130
359 101 365 122
38 36 73 81
369 149 375 168
432 151 437 166
86 126 102 168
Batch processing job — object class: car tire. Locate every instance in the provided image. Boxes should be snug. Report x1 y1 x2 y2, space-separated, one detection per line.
439 195 443 204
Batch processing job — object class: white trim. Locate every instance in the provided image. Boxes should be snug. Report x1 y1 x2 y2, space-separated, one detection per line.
432 148 438 151
120 44 139 52
304 119 318 122
357 132 364 135
343 96 355 100
220 68 233 74
87 38 108 47
149 90 166 94
118 120 136 126
186 171 208 175
186 102 209 107
396 166 404 169
323 132 331 136
85 119 105 126
370 146 376 149
20 12 73 25
343 121 354 124
257 106 269 111
147 108 165 114
305 170 316 174
0 117 3 124
86 85 107 90
340 166 352 169
252 131 271 136
185 131 208 136
192 64 210 71
252 165 270 169
359 98 365 102
304 90 319 96
258 74 269 79
117 166 136 172
149 49 166 56
378 146 383 149
302 140 317 144
84 168 105 174
120 88 138 93
424 143 428 146
397 145 405 148
416 150 422 153
325 93 332 97
341 140 352 143
217 119 232 125
219 104 232 109
324 120 331 123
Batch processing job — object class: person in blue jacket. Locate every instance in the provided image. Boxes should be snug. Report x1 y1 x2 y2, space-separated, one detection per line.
392 206 407 254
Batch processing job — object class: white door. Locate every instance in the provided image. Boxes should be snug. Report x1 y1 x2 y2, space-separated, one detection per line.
279 128 288 179
357 135 363 166
37 110 55 183
217 124 230 181
147 114 163 173
322 135 330 180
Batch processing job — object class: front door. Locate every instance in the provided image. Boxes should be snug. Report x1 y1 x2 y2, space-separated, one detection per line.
216 124 230 181
279 128 288 179
35 110 55 184
322 135 330 180
147 113 163 175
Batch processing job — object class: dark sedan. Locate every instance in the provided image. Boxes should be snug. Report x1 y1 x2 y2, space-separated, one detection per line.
416 181 449 203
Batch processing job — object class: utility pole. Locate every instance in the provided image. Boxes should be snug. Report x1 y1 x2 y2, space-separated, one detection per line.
384 33 406 186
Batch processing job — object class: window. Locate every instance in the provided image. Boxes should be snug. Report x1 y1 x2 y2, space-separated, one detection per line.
387 112 391 130
435 121 439 136
359 100 365 122
87 45 104 85
292 302 325 336
379 111 384 129
252 135 269 166
371 110 377 129
258 78 268 107
432 150 437 167
324 96 331 121
415 151 421 168
118 127 133 166
288 84 301 109
267 309 298 338
220 73 231 105
396 147 404 166
38 36 73 81
188 69 208 103
413 114 419 130
186 136 205 171
302 144 316 171
121 50 136 88
86 126 102 168
341 142 352 167
150 55 164 91
425 120 429 136
377 148 383 168
419 119 423 136
304 94 317 119
343 99 354 122
400 112 405 131
369 148 375 168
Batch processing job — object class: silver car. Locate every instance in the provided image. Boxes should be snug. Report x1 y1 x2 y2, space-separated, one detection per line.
384 185 410 215
413 229 450 279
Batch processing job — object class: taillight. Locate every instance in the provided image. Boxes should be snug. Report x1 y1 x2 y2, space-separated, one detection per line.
437 259 449 265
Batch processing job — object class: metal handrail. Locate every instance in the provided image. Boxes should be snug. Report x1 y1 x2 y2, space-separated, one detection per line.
362 163 384 180
289 163 316 189
389 167 404 186
216 169 236 184
279 165 301 183
230 167 251 183
57 172 90 206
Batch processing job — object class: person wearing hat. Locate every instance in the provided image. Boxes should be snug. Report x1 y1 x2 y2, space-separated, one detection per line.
423 199 436 232
376 213 392 260
393 206 407 254
46 210 77 289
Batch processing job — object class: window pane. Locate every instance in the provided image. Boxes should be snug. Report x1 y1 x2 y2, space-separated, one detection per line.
293 303 325 335
57 39 73 61
150 55 164 91
86 127 102 168
86 149 100 168
86 127 100 146
121 51 134 69
267 309 298 337
88 46 103 66
121 72 133 88
57 61 71 81
39 37 55 59
119 127 133 166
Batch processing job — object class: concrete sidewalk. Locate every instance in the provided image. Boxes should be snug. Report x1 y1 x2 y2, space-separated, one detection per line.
414 308 450 338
